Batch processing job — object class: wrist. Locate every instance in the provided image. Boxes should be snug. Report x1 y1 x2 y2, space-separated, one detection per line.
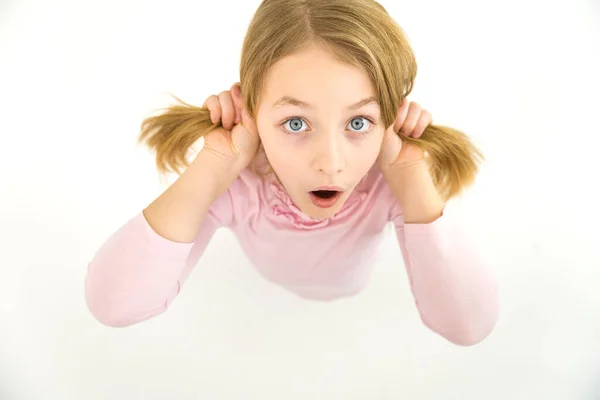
185 149 245 201
143 148 244 243
383 161 444 223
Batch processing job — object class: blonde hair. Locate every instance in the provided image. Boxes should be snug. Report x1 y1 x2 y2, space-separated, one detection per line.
139 0 483 201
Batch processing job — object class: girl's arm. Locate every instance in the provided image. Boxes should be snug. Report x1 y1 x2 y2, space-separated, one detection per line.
384 162 499 346
392 210 500 346
84 151 242 328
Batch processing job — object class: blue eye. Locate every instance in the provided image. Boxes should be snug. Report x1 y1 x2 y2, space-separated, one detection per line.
347 117 372 133
281 116 375 134
283 118 307 133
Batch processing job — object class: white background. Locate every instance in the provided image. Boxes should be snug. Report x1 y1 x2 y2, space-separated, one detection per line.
1 0 599 399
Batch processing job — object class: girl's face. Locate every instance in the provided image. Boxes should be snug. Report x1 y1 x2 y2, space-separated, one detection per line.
255 44 385 220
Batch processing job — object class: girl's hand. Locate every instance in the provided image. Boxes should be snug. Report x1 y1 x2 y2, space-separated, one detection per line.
377 98 432 171
201 83 261 169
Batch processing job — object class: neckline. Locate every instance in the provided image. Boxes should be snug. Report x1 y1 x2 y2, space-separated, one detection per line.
266 168 372 229
249 149 376 229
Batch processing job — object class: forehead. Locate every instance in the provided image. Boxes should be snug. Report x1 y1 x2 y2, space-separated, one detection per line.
260 45 376 108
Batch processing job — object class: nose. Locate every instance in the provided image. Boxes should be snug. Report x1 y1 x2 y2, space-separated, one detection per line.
311 132 345 176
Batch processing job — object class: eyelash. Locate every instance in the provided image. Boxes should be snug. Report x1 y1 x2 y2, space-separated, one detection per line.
280 116 376 135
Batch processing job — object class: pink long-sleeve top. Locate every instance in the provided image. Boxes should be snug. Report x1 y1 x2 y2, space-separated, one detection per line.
85 163 499 345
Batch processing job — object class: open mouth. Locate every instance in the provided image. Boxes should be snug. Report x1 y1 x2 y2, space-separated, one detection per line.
308 190 343 208
310 190 339 199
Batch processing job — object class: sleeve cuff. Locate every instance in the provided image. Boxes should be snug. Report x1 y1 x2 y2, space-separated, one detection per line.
402 209 448 236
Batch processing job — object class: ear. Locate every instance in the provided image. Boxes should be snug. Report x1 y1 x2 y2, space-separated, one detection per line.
232 83 258 137
231 82 243 124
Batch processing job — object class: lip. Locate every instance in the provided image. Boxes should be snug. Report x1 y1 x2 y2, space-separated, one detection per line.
312 185 344 191
308 187 344 209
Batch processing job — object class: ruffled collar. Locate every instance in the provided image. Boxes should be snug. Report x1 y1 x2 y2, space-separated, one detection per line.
251 149 374 229
267 171 370 230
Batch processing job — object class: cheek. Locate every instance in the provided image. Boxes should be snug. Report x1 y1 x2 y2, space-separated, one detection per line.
257 121 280 154
351 133 383 168
256 125 299 173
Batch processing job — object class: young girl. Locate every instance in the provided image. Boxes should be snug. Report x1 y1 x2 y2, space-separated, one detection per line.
84 0 499 346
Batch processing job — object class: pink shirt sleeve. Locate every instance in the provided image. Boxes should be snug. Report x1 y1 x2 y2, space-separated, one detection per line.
391 204 500 346
84 184 237 328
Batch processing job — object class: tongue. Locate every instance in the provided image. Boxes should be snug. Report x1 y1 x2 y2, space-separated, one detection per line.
312 190 337 199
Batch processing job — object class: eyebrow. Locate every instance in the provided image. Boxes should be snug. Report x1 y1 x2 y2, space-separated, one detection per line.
272 95 379 110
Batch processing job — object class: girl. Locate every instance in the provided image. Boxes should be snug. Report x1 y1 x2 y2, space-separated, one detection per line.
84 0 499 346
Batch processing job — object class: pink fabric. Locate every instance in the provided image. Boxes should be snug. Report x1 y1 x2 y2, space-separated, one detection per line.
85 164 499 345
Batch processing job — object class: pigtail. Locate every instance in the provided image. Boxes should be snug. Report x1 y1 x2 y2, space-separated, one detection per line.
403 124 483 201
138 96 217 175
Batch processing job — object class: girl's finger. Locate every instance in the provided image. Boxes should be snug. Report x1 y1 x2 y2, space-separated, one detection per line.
203 95 221 125
218 90 236 131
411 110 432 138
401 101 421 136
393 98 410 134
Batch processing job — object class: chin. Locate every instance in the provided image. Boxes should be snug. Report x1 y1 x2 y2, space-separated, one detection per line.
302 206 340 220
298 192 348 220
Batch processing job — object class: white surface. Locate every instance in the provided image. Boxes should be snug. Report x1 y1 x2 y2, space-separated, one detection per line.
1 0 599 399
